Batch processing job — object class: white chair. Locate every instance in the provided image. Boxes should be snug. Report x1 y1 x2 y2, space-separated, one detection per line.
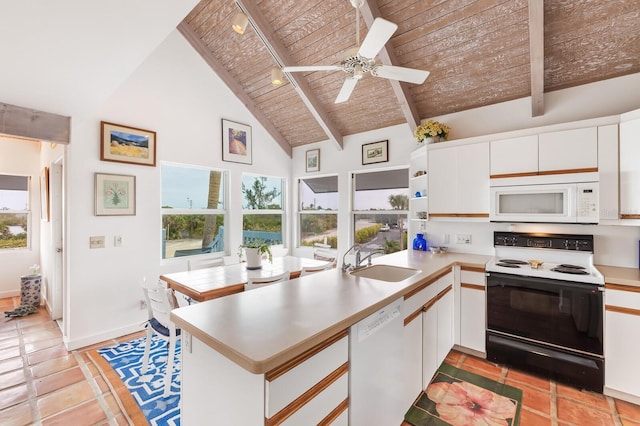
313 248 337 264
300 261 334 276
188 257 223 271
245 271 291 291
141 279 180 397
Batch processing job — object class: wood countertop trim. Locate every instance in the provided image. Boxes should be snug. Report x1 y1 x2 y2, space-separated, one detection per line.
490 168 598 179
461 265 486 273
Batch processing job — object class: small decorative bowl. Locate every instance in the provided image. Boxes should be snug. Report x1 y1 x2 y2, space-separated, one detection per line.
429 246 448 254
417 211 428 219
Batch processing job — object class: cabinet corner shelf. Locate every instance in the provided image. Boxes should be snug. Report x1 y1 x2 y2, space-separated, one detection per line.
411 197 427 201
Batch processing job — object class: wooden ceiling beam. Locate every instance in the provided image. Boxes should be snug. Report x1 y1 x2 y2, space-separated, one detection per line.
177 22 292 157
528 0 544 117
235 0 344 150
0 102 70 144
359 0 421 131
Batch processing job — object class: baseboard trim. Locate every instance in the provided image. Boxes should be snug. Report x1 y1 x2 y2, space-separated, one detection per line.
65 323 145 351
604 386 640 405
452 344 486 359
0 290 20 299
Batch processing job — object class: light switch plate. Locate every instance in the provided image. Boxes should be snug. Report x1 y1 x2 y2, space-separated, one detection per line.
89 236 105 248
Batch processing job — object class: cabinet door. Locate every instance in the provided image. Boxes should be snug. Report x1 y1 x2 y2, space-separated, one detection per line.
598 125 619 220
538 127 598 173
460 286 486 353
422 305 438 387
428 147 457 215
490 135 538 177
404 316 423 408
620 116 640 218
457 142 489 214
436 290 454 367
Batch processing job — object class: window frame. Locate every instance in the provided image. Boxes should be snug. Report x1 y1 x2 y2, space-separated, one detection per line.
0 174 31 251
160 162 228 261
297 174 338 249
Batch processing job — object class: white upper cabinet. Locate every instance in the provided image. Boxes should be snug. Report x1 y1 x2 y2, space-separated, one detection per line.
597 124 619 221
620 109 640 219
428 142 489 218
490 135 538 177
538 127 598 173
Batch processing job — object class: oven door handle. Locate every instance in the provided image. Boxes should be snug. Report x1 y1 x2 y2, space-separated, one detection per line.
487 271 603 292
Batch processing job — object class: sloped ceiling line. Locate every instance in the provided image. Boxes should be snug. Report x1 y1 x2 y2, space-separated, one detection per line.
235 0 344 150
360 0 421 130
177 22 293 157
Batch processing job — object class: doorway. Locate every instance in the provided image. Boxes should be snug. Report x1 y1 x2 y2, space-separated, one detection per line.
49 156 65 323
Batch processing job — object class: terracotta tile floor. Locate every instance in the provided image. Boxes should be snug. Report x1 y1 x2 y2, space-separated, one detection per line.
2 296 639 425
403 350 640 426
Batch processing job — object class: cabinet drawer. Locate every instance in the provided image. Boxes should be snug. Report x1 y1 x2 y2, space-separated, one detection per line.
272 375 348 426
404 270 452 319
460 268 485 287
265 333 348 418
606 288 640 311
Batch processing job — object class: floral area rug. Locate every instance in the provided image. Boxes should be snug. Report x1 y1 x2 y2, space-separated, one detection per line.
87 335 181 425
404 363 522 426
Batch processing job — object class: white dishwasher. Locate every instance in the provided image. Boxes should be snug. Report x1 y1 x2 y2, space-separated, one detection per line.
349 297 404 425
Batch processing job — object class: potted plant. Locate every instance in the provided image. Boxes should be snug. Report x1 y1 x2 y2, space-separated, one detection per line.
414 119 450 145
238 239 273 270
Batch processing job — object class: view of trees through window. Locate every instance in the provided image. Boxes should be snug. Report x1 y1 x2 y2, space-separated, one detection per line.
299 176 338 248
353 169 409 254
161 164 226 259
0 175 29 249
242 175 284 246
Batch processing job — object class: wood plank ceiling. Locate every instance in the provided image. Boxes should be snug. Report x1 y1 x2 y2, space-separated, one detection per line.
180 0 640 155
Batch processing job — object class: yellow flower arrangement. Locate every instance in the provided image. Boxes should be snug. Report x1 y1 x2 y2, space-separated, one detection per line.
414 119 450 143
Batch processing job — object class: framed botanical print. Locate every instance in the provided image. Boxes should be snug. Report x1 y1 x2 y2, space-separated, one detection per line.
95 173 136 216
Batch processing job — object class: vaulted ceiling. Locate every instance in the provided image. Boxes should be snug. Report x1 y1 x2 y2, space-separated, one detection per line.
180 0 640 156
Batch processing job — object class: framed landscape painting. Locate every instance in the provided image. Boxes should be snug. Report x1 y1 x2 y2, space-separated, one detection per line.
100 121 156 166
222 119 252 164
362 140 389 165
306 149 320 172
95 173 136 216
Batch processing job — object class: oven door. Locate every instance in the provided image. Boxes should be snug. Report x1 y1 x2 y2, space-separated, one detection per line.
486 272 603 355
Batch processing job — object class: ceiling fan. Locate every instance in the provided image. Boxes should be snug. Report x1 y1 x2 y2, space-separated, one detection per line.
282 0 430 104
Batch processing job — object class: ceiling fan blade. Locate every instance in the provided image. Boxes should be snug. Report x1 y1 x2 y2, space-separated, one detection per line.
283 65 342 72
373 65 430 85
335 77 359 103
357 18 398 59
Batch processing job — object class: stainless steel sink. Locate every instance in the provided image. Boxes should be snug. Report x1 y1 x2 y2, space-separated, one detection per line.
349 264 419 282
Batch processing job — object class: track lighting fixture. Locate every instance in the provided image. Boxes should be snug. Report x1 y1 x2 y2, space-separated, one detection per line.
232 12 248 35
271 67 284 86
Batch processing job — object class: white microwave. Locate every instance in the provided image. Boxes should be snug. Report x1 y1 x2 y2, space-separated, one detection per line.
490 182 599 223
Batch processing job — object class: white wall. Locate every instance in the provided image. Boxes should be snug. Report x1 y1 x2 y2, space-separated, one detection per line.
292 72 640 268
0 137 42 297
63 31 292 349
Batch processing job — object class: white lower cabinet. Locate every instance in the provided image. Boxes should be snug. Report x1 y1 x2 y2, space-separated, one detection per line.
422 281 454 387
605 287 640 403
459 267 486 354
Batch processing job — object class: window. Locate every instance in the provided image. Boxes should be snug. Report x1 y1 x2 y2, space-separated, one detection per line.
161 164 226 259
298 175 338 248
242 174 284 246
0 174 30 250
352 168 409 253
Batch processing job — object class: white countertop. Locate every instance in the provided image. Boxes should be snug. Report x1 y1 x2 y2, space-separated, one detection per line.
170 250 490 374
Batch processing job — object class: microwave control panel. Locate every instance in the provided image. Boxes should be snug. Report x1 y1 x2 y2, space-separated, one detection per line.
577 183 598 220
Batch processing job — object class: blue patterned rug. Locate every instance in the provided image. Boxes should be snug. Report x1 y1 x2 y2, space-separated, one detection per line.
91 335 182 425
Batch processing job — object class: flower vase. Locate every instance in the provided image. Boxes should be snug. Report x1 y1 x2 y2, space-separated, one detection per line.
245 248 263 270
424 136 435 144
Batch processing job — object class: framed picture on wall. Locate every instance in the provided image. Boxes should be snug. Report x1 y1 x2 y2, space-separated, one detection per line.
361 140 389 165
95 173 136 216
306 149 320 172
222 119 252 164
40 167 50 221
100 121 156 166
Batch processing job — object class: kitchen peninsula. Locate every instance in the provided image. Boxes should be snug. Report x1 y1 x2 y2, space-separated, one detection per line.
171 250 490 425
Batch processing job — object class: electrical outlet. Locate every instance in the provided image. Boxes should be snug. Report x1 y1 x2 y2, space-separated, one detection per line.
456 234 472 244
139 299 147 310
183 330 192 353
89 236 105 249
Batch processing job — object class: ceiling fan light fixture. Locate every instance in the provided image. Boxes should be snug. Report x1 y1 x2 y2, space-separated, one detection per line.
271 67 284 85
232 12 248 34
353 64 364 80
